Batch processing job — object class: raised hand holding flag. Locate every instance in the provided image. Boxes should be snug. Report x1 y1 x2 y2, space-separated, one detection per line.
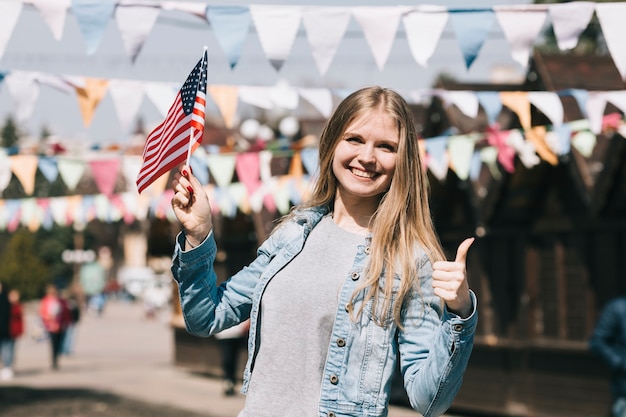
136 48 208 194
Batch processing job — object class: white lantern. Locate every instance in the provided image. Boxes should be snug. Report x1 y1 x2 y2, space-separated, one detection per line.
240 118 260 139
257 125 275 142
278 116 300 138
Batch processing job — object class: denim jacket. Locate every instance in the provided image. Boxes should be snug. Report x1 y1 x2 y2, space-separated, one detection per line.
171 206 477 417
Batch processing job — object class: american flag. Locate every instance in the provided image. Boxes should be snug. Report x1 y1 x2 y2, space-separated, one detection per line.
136 50 208 194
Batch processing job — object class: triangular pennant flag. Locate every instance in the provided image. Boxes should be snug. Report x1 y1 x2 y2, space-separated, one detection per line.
108 79 144 131
75 77 109 127
71 0 116 55
298 88 333 118
9 155 39 195
288 151 304 178
121 155 142 193
403 7 449 68
31 0 70 41
206 5 251 69
50 197 68 226
448 134 478 180
89 158 120 197
38 198 54 231
528 91 563 127
302 6 351 75
235 152 261 195
476 91 503 126
499 91 531 130
249 5 303 71
548 2 595 51
0 0 22 62
38 156 59 183
206 153 236 188
20 198 42 232
161 1 208 19
586 92 609 134
595 3 626 81
57 157 87 191
271 178 291 215
36 72 75 94
259 150 273 183
424 136 449 181
208 85 239 128
352 6 404 71
494 6 548 68
300 147 319 177
571 130 596 158
4 71 40 124
145 81 179 117
115 4 160 63
449 9 495 69
440 90 480 118
507 129 540 168
525 126 558 165
486 128 515 173
189 153 209 185
238 86 273 109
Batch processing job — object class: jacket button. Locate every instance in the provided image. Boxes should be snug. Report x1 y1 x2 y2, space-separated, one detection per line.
330 374 339 384
328 413 336 417
351 272 359 280
453 324 463 332
364 246 371 254
336 338 346 347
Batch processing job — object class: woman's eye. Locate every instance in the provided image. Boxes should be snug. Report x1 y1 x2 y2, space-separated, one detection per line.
346 136 361 143
380 143 396 152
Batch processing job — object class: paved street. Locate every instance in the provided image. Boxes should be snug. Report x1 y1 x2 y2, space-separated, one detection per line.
0 299 456 417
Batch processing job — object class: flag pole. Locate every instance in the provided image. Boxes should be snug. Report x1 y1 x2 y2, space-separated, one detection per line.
186 46 208 168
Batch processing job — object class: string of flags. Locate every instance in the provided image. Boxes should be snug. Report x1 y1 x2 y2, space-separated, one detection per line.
1 111 624 232
3 1 626 78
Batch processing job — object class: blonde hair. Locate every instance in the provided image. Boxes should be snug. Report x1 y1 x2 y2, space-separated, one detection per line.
288 86 445 327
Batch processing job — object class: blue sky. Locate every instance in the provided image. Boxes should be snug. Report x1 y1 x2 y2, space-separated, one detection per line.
0 0 531 145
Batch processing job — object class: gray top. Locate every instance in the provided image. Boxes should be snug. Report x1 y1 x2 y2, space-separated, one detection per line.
239 215 365 417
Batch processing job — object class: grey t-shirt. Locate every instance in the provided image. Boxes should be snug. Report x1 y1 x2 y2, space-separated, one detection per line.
239 215 365 417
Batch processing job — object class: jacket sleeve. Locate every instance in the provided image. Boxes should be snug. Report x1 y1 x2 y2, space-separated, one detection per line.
397 256 477 417
171 229 279 337
589 299 624 371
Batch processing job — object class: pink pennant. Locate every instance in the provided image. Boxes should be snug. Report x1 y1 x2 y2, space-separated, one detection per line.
89 159 120 197
486 125 516 173
235 153 261 195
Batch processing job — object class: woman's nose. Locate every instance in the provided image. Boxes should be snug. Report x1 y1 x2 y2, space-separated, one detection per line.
358 144 376 163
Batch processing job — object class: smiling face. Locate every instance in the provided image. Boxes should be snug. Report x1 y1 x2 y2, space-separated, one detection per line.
332 108 399 206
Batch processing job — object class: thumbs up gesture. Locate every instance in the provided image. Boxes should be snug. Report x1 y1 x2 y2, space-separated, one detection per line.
432 238 475 318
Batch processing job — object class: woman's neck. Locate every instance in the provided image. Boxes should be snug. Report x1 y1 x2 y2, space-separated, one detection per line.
332 195 377 235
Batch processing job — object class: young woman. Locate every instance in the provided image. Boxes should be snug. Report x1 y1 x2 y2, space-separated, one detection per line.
170 86 477 417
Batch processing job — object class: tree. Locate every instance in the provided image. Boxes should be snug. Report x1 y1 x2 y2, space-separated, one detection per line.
0 229 50 300
1 116 20 148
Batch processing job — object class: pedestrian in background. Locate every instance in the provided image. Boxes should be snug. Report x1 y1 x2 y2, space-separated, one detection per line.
39 284 71 370
1 289 24 380
590 296 626 417
61 292 81 356
170 86 477 417
0 282 12 380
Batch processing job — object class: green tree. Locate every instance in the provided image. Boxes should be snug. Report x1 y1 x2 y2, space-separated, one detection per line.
0 229 50 300
1 116 20 148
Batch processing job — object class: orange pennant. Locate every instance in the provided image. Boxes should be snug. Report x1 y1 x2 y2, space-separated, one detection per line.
499 91 530 130
76 78 110 127
208 85 239 128
10 155 39 195
525 126 558 166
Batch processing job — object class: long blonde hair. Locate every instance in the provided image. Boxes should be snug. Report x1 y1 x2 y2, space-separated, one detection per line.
289 86 445 327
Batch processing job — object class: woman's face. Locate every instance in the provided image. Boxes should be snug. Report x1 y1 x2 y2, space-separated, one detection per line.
332 109 399 202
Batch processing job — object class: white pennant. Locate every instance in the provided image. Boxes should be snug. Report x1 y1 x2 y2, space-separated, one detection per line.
57 157 86 191
207 154 236 188
30 0 70 41
494 6 548 68
108 79 145 131
0 0 22 61
250 5 303 71
439 90 479 118
144 81 179 117
5 71 40 124
586 92 609 134
122 155 143 193
238 86 274 110
606 91 626 117
352 6 404 71
35 72 75 94
302 7 351 76
403 7 448 68
528 92 563 127
596 3 626 81
49 197 68 226
298 87 333 118
259 150 273 183
548 2 595 51
115 3 161 63
507 129 540 168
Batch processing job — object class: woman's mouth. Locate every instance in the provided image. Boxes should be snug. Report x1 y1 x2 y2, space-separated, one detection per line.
350 168 376 179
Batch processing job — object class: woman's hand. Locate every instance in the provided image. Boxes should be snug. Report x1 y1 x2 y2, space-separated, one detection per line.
431 238 475 318
171 165 213 247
